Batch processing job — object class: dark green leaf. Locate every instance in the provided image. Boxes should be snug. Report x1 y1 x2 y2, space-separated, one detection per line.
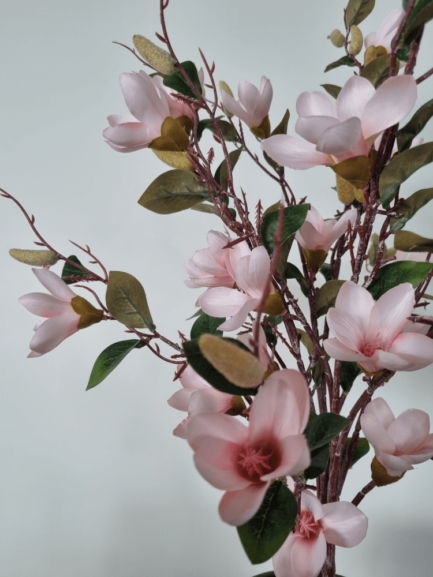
312 360 324 388
320 263 333 282
303 413 351 451
297 329 314 356
62 255 90 284
183 338 258 396
360 54 391 88
190 312 224 339
340 361 361 394
304 443 330 479
315 280 345 317
404 1 433 45
163 61 202 100
342 437 370 467
379 143 433 207
261 205 309 254
285 262 310 296
324 56 355 73
206 119 238 142
252 573 275 577
197 119 213 141
237 481 297 565
321 84 342 99
87 339 143 390
397 99 433 152
367 261 433 299
215 147 243 190
346 0 376 27
397 45 411 62
263 109 290 171
390 188 433 232
186 308 202 320
266 314 283 326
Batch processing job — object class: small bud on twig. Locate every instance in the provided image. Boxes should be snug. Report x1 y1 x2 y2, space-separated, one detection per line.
133 35 176 75
327 29 345 48
349 25 363 56
9 248 58 267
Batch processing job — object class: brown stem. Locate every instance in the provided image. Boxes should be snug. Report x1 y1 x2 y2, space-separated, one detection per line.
352 480 376 506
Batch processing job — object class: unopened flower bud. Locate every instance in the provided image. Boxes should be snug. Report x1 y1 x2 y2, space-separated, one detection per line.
349 25 363 56
219 81 234 118
301 248 328 271
328 29 345 48
9 248 58 267
133 35 176 76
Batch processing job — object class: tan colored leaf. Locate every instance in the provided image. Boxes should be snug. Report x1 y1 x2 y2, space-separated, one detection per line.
390 188 433 232
394 230 433 253
198 334 264 388
331 156 373 189
336 174 356 204
371 457 404 487
263 291 285 316
106 271 155 331
71 295 104 329
360 53 392 87
152 150 195 170
302 248 328 271
345 0 376 27
315 280 345 317
190 202 218 215
250 115 271 140
138 169 206 214
368 233 380 265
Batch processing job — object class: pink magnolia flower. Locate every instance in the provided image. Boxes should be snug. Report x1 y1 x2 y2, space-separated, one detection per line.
19 268 95 357
261 75 417 170
184 230 250 289
103 69 200 153
197 246 271 331
168 364 235 439
361 397 433 477
186 369 311 526
364 8 405 53
324 281 433 373
273 483 368 577
221 76 273 129
295 206 357 252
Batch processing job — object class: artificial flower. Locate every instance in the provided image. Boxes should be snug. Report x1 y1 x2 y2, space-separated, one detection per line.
296 206 358 252
364 8 405 54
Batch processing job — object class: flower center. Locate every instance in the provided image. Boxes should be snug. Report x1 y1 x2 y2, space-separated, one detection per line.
296 510 322 539
360 340 381 358
237 445 274 482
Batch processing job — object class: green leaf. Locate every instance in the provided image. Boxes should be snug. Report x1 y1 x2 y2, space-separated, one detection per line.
390 188 433 232
190 312 224 339
404 1 433 45
263 109 290 171
321 84 342 99
285 262 310 296
297 329 314 356
397 99 433 152
138 170 208 214
315 280 345 317
87 339 143 390
183 338 258 396
163 61 202 100
367 261 433 299
395 230 433 252
252 573 275 577
206 118 238 142
379 143 433 207
190 202 219 215
320 263 332 282
266 314 283 326
340 361 361 394
360 54 391 88
345 0 376 27
61 255 90 284
303 413 351 451
342 437 370 468
261 205 309 254
237 481 297 565
215 147 243 190
397 45 411 62
186 308 202 320
106 271 155 331
304 443 330 480
324 56 355 73
197 118 213 141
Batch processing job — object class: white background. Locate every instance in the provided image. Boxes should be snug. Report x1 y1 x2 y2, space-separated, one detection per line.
1 0 433 575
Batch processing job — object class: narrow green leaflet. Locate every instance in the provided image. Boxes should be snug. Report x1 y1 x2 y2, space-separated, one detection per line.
395 230 433 252
138 170 208 214
297 329 314 356
404 1 433 45
321 84 342 99
215 147 243 190
237 481 297 565
263 109 290 171
346 0 376 27
390 188 433 232
320 263 332 282
315 280 345 317
186 308 202 320
62 255 91 284
261 205 309 254
397 99 433 152
197 118 213 141
360 54 391 88
379 143 433 207
190 312 224 339
87 339 144 390
340 361 361 394
303 413 350 451
304 443 330 480
367 261 433 300
324 56 355 73
285 262 309 296
106 271 155 331
342 437 370 468
183 338 258 396
163 61 202 100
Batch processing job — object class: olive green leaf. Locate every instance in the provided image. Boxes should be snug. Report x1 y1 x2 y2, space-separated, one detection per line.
214 147 243 190
315 280 345 317
390 188 433 232
379 143 433 207
394 230 433 252
397 99 433 153
321 84 342 99
331 155 373 189
190 202 218 215
367 261 433 299
138 170 208 214
324 56 356 73
106 271 155 331
404 2 433 45
346 0 376 27
296 329 314 356
360 53 392 87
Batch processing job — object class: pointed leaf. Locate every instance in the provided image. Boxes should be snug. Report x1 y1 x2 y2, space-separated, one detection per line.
106 271 155 331
342 437 370 467
367 261 433 299
61 255 91 284
304 443 330 480
346 0 376 27
324 56 355 73
360 54 391 88
190 312 224 339
404 2 433 45
315 280 345 317
215 147 243 190
263 109 290 170
87 339 143 390
261 205 310 254
237 481 297 565
252 573 275 577
320 263 333 282
190 202 219 215
340 361 361 394
390 188 433 232
331 155 373 189
303 413 351 451
163 61 202 100
394 230 433 252
397 99 433 152
321 84 342 99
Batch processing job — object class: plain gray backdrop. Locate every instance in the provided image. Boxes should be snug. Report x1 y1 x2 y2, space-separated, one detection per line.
1 0 433 575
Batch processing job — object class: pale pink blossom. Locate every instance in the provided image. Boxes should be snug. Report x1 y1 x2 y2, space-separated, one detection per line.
364 8 405 53
324 281 433 373
221 76 273 129
295 206 357 252
394 250 429 263
184 230 250 289
361 397 433 477
261 75 417 170
168 364 235 438
273 482 368 577
103 69 198 153
197 246 271 331
186 369 311 526
19 268 81 357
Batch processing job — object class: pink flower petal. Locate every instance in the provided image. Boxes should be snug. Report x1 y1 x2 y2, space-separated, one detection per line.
179 364 210 390
173 417 189 439
103 122 152 147
295 116 341 145
334 282 375 337
375 449 413 477
273 532 297 577
364 398 395 429
107 114 140 126
254 76 273 125
193 248 229 277
262 135 330 170
296 221 326 251
188 388 233 417
167 388 192 412
217 297 259 332
187 412 249 449
387 332 433 372
324 338 367 363
368 283 415 348
225 241 251 279
361 76 417 139
324 209 357 250
387 409 430 454
32 268 75 301
372 349 412 372
221 91 253 126
261 434 311 481
218 482 269 526
336 76 376 122
245 246 270 297
19 293 73 318
360 413 396 453
29 312 79 355
296 91 336 117
301 490 325 521
291 532 327 577
316 117 363 156
199 287 252 318
375 8 405 50
320 501 368 547
326 307 363 352
120 72 170 126
238 80 260 115
364 32 376 49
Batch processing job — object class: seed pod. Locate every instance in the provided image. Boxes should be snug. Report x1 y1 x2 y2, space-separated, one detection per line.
219 80 234 118
133 35 176 76
327 29 345 48
349 25 363 56
9 249 58 267
364 45 377 66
